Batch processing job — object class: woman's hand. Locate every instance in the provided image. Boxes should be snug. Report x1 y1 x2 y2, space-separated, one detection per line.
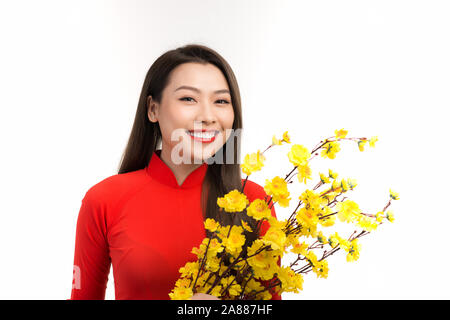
191 293 220 300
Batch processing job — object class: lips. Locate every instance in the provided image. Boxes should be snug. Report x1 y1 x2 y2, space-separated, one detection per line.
186 130 219 143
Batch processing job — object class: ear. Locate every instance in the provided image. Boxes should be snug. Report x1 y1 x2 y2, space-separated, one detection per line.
147 95 159 123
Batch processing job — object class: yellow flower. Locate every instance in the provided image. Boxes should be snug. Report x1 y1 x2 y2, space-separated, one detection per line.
319 211 336 227
217 225 231 240
319 172 331 184
331 179 341 192
262 225 287 250
217 189 249 213
207 238 224 256
247 199 272 220
241 219 253 232
312 260 329 279
205 256 221 272
321 141 341 159
247 243 279 280
291 241 308 255
317 231 327 244
335 128 348 139
297 163 313 184
223 225 246 254
277 266 303 293
191 242 206 258
328 169 338 179
386 210 395 222
220 276 242 297
346 239 361 262
305 250 318 266
336 200 362 223
252 259 278 281
169 286 193 300
204 218 220 232
358 139 367 151
264 176 289 201
347 178 357 190
369 136 378 147
208 284 223 298
245 278 265 292
375 211 384 223
340 179 349 192
241 150 266 176
357 215 378 232
174 277 191 289
272 135 282 146
299 189 323 211
296 207 319 232
389 189 400 200
328 233 340 248
272 131 291 146
276 192 292 208
287 144 311 167
282 131 291 143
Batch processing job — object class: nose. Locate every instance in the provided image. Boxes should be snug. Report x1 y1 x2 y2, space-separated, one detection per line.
194 101 217 125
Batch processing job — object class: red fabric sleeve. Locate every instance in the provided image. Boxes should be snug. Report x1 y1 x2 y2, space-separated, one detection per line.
70 191 111 299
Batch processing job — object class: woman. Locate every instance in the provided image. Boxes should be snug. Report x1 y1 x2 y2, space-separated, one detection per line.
70 44 281 300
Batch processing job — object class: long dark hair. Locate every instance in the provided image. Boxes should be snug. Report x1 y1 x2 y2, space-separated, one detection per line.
117 44 260 246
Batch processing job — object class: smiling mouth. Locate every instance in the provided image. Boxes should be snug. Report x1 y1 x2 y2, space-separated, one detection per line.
186 130 219 142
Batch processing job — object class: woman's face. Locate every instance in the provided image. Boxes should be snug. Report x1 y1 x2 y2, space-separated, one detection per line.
147 62 235 164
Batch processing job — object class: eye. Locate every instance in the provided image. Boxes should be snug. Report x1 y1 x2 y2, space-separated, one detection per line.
180 97 195 102
216 99 230 104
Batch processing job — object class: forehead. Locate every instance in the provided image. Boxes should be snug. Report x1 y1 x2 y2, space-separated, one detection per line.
166 62 230 92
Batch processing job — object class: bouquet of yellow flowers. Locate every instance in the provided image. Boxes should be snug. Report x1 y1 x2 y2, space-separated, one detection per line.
169 129 399 300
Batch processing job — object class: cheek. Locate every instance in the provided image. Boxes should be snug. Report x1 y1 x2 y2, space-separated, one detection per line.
222 107 235 129
159 107 190 135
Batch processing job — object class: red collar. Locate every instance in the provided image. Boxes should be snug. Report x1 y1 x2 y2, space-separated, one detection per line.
145 149 208 189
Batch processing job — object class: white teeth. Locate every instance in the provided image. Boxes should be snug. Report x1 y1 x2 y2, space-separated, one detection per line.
188 131 217 139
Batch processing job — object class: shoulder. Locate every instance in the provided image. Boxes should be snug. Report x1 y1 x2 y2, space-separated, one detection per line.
82 169 149 209
241 178 268 201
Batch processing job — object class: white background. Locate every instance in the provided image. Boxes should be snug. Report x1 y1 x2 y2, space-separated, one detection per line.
0 0 449 299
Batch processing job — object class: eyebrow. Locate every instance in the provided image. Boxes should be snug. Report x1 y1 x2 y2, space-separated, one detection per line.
174 85 230 95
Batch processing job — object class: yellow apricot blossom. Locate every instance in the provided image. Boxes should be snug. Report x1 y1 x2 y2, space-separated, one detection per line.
240 219 253 232
312 260 329 279
272 135 282 145
386 210 395 222
328 169 338 179
321 141 341 159
389 189 400 200
282 131 291 143
336 200 362 223
241 150 266 176
276 191 292 208
369 136 378 147
335 128 348 139
204 218 220 232
346 239 361 262
264 176 291 206
319 172 331 184
357 215 378 232
246 199 272 220
217 189 249 213
358 139 367 151
262 225 287 250
287 144 311 167
297 163 313 184
169 286 193 300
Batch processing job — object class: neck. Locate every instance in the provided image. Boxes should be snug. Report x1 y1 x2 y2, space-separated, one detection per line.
159 147 204 187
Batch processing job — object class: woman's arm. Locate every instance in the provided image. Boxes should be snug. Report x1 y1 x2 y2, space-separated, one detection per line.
70 191 111 299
